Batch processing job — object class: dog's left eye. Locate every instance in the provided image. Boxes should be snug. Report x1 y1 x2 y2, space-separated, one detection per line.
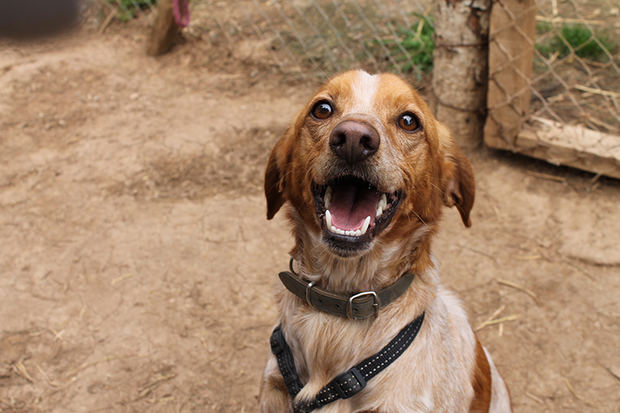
397 112 421 132
310 100 334 120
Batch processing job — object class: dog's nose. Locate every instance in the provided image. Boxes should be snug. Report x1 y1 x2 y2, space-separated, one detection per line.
329 121 380 164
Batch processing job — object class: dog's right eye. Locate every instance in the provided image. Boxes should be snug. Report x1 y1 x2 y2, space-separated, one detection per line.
310 100 334 120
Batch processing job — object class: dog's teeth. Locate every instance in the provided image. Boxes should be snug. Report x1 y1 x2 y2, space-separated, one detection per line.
361 216 370 234
328 221 366 237
331 225 344 235
324 186 332 209
376 194 387 217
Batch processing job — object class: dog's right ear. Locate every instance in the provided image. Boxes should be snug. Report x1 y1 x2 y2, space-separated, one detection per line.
437 123 475 228
264 127 293 220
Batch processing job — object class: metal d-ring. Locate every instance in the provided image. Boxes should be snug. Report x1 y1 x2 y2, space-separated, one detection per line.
290 258 316 309
289 257 298 275
305 281 316 309
288 257 316 309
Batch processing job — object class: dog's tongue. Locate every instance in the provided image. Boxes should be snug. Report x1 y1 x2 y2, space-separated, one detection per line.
329 181 380 230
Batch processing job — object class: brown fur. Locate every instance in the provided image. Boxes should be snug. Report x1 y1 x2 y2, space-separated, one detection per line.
470 338 492 412
259 369 290 412
265 72 473 290
259 71 510 413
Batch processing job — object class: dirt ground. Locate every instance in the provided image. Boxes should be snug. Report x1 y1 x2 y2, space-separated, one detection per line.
1 18 619 413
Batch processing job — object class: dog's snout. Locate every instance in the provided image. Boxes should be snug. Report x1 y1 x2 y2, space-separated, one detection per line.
329 121 380 164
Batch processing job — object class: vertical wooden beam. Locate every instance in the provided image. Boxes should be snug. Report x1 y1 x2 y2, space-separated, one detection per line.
146 0 180 56
483 0 537 149
432 0 492 149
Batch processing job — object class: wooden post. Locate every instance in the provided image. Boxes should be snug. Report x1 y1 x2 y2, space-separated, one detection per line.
483 0 537 149
432 0 492 149
146 0 180 56
516 118 620 179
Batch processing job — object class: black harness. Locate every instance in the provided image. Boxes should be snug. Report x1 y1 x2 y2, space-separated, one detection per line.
270 312 425 413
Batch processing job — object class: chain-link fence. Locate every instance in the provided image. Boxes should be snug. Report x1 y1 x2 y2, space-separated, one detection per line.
186 0 436 82
534 0 619 134
106 0 437 82
104 0 620 177
484 0 619 178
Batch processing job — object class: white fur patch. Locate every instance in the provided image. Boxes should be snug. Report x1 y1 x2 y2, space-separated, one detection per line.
484 347 513 412
348 70 379 114
263 355 278 380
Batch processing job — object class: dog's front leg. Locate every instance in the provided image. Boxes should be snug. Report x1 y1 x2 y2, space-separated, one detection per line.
259 357 293 413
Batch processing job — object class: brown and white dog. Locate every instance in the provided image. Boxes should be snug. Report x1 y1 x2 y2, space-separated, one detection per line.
259 70 511 412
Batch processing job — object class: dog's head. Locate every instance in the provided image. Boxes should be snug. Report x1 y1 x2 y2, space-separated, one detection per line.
265 70 474 258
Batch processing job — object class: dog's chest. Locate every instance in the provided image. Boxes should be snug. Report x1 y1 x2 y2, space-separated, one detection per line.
281 291 477 412
282 318 423 411
287 311 380 378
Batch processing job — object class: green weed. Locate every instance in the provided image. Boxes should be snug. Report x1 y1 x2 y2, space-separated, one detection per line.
369 14 435 78
108 0 156 22
535 23 616 62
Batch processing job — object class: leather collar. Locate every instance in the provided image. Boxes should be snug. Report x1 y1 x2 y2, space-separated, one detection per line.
278 259 415 320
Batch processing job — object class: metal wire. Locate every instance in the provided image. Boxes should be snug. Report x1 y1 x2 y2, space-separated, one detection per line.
488 0 619 140
112 0 619 145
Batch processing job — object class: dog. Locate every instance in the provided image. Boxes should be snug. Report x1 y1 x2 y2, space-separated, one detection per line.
259 70 511 413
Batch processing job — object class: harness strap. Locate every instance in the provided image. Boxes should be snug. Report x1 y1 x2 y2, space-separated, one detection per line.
270 326 304 397
270 312 425 413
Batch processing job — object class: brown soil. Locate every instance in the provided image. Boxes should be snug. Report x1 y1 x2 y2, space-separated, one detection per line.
1 19 619 413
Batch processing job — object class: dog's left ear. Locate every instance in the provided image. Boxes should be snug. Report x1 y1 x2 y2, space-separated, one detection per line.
438 124 475 227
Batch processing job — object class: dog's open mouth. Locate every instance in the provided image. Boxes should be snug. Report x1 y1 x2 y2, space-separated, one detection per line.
313 176 402 254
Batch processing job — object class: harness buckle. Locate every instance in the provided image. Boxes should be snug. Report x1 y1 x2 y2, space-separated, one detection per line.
347 291 381 319
333 367 367 399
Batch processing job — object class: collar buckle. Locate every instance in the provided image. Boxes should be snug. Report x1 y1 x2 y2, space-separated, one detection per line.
347 291 381 320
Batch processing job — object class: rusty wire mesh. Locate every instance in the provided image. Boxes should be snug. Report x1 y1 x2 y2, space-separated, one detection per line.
533 0 620 134
171 0 435 81
486 0 619 147
118 0 619 128
104 0 620 174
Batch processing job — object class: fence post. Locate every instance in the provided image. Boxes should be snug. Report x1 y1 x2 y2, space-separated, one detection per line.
146 0 180 56
432 0 492 149
483 0 537 150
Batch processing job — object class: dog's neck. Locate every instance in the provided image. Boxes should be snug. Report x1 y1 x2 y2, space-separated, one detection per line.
288 209 436 294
